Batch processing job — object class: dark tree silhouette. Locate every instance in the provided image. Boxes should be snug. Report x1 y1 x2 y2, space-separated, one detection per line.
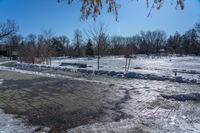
182 29 199 55
86 39 94 56
166 32 182 54
51 37 65 56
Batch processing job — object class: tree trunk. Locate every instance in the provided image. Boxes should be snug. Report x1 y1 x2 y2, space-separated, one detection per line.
97 43 100 70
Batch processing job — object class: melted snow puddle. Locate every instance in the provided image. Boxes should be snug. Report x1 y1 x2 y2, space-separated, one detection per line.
0 109 49 133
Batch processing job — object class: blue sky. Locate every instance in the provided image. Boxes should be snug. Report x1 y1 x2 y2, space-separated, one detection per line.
0 0 199 39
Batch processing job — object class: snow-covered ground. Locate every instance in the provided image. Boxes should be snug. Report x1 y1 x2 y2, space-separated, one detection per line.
14 55 200 84
0 56 200 132
51 55 200 78
68 117 200 133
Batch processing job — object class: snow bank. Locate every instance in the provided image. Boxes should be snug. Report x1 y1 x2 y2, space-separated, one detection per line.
10 62 200 84
49 56 200 83
0 109 49 133
1 55 200 85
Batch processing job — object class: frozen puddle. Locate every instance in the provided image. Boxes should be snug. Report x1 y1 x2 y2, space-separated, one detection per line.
0 109 49 133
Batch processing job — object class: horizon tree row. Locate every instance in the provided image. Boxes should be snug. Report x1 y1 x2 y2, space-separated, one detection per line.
0 20 200 64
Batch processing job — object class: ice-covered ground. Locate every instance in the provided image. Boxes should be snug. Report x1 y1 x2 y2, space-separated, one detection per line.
68 117 200 133
0 76 49 133
0 56 200 132
0 109 49 133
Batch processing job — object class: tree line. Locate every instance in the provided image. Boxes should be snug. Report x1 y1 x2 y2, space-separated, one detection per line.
0 21 200 64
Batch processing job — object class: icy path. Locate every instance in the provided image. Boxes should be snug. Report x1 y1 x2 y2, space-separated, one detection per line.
0 109 49 133
68 79 200 133
0 66 108 85
1 58 200 132
0 75 49 133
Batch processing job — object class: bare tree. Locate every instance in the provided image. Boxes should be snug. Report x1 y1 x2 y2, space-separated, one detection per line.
0 20 18 41
195 23 200 40
73 29 83 56
25 34 37 63
18 34 37 63
153 30 167 53
139 30 166 54
182 29 199 55
166 32 182 54
7 35 22 60
51 36 66 57
57 36 70 56
43 30 54 64
37 34 48 63
110 36 125 55
87 23 108 70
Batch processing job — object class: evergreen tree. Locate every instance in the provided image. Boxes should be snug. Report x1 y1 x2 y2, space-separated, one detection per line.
86 39 94 56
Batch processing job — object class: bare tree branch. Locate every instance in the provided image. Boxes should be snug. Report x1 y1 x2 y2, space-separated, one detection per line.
58 0 185 21
0 20 18 40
